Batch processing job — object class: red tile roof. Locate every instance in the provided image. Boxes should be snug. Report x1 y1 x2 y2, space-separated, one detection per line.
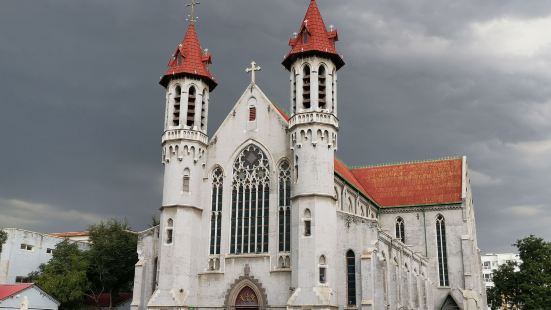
0 284 32 300
49 231 89 238
351 159 464 207
283 0 344 70
271 104 463 207
160 23 217 90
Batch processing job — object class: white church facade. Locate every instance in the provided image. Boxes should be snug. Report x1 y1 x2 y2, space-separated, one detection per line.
131 1 487 309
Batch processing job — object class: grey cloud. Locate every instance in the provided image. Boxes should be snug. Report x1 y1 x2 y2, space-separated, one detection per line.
0 0 550 252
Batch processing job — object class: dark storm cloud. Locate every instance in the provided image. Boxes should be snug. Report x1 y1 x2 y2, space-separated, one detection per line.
1 0 550 252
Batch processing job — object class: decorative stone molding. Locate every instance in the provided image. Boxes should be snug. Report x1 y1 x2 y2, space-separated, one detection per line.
223 264 268 308
162 129 208 145
378 203 463 214
289 112 339 129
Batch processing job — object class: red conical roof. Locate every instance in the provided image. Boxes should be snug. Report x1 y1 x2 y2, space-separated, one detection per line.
160 23 217 90
282 0 344 70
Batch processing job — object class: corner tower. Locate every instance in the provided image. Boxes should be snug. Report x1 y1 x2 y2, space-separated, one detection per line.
152 5 216 307
284 1 344 308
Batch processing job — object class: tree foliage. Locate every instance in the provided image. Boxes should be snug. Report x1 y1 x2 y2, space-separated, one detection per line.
29 219 138 310
87 219 138 308
32 240 90 309
0 229 7 252
488 235 551 309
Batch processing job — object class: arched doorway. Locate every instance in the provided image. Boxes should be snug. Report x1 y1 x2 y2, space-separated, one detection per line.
235 286 259 310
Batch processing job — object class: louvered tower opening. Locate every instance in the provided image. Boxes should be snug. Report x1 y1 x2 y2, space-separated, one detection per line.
318 65 326 109
187 86 196 128
173 85 181 126
303 65 311 109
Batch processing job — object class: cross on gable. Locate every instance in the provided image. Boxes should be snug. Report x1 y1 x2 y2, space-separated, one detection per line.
245 61 262 84
186 0 200 23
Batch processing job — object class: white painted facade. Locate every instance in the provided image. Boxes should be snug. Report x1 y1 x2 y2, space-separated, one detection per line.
131 4 486 310
480 253 521 288
0 284 60 310
0 228 88 284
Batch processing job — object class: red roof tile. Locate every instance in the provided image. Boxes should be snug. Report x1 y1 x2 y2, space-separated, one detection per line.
0 284 32 300
283 0 344 70
334 159 368 197
49 231 89 238
351 159 463 207
160 23 217 90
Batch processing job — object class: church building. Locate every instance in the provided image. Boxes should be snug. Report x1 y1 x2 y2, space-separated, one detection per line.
131 1 487 309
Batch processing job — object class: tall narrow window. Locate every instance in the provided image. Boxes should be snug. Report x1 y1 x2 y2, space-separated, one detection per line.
346 250 357 306
304 208 312 237
186 86 196 128
318 65 326 109
249 106 257 121
331 69 336 112
395 217 405 243
152 257 158 291
292 69 297 114
278 160 291 252
176 52 183 66
303 30 309 43
210 168 223 255
319 255 327 284
230 144 270 254
436 214 449 286
173 85 181 126
182 168 190 192
166 219 174 245
302 65 311 109
201 89 207 131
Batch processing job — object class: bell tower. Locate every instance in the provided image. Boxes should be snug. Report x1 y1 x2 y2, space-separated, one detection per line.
283 0 345 308
151 0 217 307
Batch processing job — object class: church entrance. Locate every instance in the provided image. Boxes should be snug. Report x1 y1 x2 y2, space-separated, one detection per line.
234 286 259 310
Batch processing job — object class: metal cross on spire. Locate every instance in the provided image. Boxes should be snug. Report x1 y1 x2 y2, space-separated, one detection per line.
186 0 200 24
245 61 262 84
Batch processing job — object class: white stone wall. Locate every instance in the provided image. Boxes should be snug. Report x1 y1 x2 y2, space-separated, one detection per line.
0 228 88 284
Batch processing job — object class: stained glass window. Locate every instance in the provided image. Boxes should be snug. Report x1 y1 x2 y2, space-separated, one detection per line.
436 214 449 286
230 144 270 254
210 168 223 255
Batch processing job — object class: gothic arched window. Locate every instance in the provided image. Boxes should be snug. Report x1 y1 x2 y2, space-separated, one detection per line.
210 168 223 255
182 168 190 193
318 65 327 109
302 65 311 109
278 160 291 252
436 214 449 286
304 208 312 237
186 86 196 128
319 255 327 284
346 250 356 306
395 217 405 243
230 144 270 254
166 218 174 245
173 85 181 126
201 89 207 131
292 68 297 114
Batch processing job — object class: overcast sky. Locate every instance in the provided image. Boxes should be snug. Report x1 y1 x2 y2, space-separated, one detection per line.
1 0 550 253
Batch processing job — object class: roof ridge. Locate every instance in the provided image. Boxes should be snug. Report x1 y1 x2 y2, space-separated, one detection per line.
350 156 463 170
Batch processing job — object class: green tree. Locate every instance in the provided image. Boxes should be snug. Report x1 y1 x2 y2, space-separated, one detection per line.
31 240 90 309
87 219 138 309
488 235 551 309
0 229 7 252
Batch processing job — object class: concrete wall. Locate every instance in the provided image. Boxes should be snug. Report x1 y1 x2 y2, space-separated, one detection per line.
0 228 88 284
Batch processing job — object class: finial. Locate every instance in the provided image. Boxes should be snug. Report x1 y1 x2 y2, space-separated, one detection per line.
186 0 200 24
245 61 262 85
329 24 335 32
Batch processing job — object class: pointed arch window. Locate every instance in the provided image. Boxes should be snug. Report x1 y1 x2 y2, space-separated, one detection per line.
302 30 309 43
436 214 449 286
186 86 196 128
395 217 405 243
183 168 190 192
278 160 291 252
346 250 356 306
201 89 207 131
230 145 270 254
318 65 327 109
173 85 181 126
304 208 312 237
176 52 184 66
210 168 223 255
292 68 297 114
319 255 327 284
302 65 311 109
166 218 174 245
